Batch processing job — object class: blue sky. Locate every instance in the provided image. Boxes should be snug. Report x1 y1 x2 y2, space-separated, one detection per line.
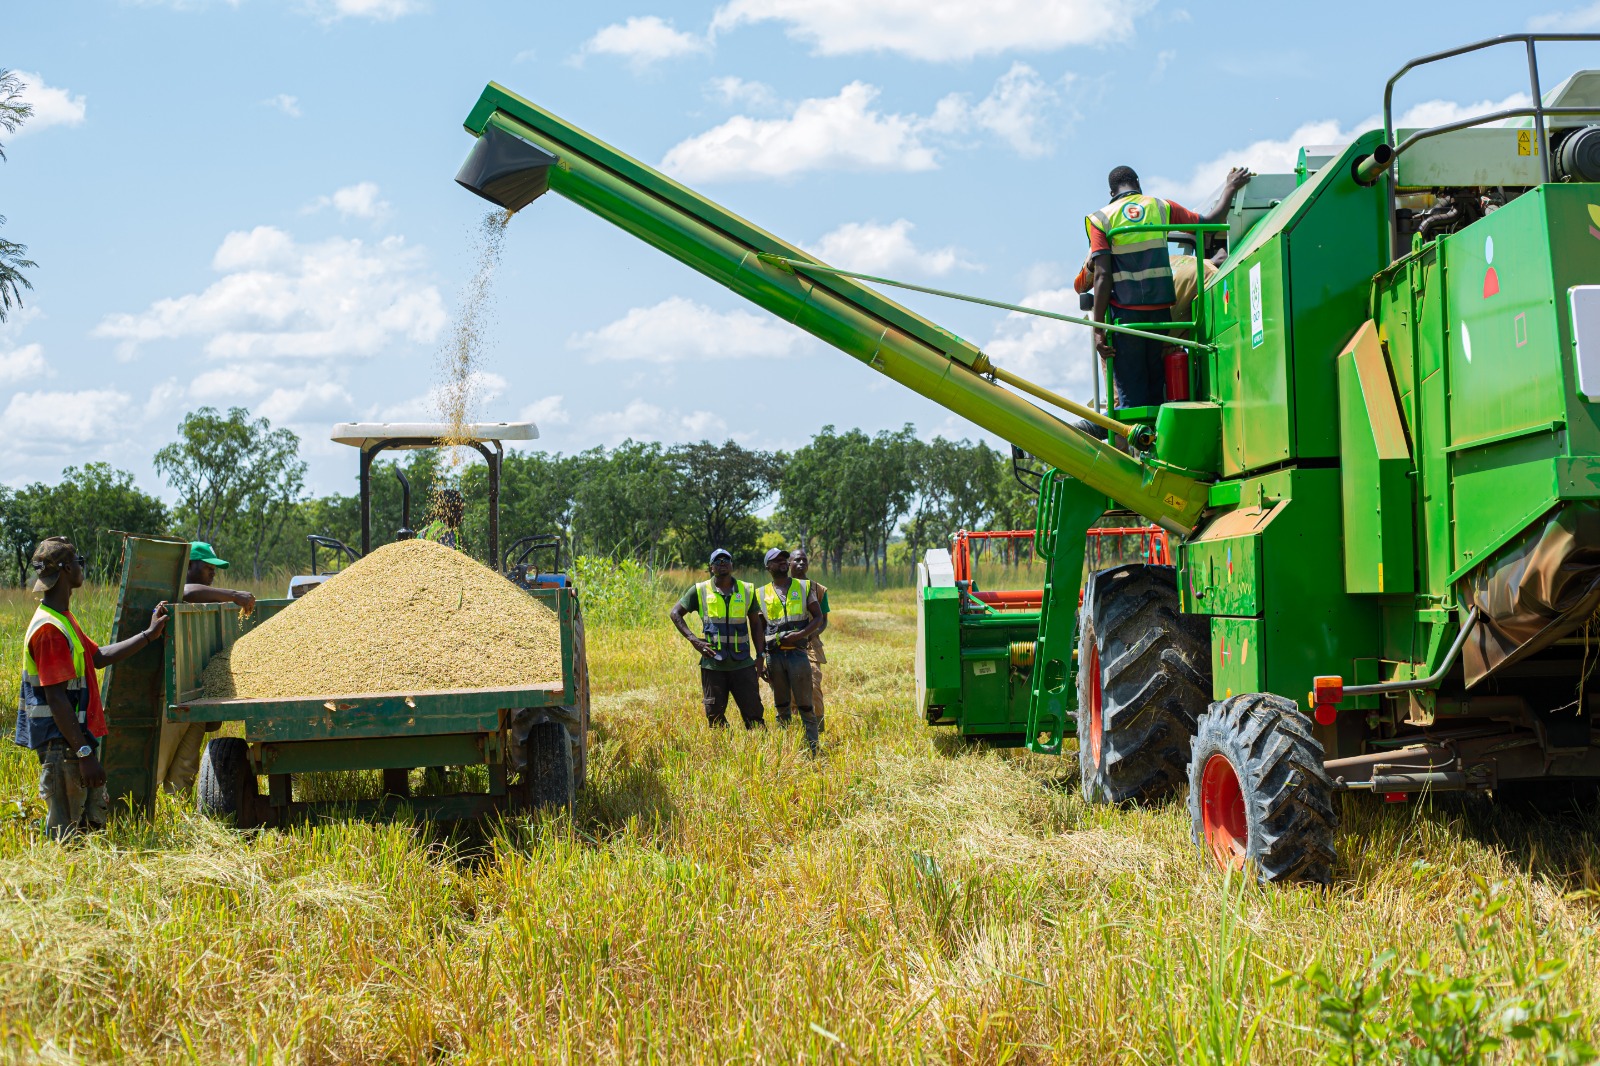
4 0 1599 497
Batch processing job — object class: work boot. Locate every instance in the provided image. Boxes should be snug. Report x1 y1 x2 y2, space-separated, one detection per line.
801 712 821 755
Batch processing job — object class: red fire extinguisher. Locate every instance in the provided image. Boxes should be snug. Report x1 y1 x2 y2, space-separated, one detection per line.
1164 348 1190 402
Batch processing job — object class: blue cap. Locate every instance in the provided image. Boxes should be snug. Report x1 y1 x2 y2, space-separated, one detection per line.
709 548 732 563
764 547 789 566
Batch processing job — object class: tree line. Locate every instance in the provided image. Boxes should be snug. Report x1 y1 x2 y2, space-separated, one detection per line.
0 407 1043 587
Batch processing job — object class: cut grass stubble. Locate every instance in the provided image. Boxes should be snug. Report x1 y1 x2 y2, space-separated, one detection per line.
0 584 1595 1061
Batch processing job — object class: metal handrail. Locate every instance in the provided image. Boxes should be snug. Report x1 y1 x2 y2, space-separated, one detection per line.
1344 607 1480 697
1380 32 1600 258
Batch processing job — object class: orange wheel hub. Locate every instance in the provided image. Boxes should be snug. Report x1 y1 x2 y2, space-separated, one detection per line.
1200 754 1248 870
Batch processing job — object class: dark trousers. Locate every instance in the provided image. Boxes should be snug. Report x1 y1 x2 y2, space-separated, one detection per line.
766 649 820 751
1108 306 1170 410
701 665 765 729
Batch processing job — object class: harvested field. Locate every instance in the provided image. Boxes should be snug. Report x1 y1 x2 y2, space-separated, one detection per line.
201 538 562 700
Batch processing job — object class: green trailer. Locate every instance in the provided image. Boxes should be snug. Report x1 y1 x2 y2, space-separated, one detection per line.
103 424 590 825
454 32 1600 881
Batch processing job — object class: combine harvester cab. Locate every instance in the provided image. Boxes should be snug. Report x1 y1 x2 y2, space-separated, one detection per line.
454 32 1600 883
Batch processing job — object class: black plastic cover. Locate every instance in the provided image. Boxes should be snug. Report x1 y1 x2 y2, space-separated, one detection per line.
455 125 560 212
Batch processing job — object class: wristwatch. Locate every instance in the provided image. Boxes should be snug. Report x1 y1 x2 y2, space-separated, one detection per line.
75 744 93 759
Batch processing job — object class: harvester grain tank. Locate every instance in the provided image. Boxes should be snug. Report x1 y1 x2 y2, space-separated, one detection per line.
456 33 1600 882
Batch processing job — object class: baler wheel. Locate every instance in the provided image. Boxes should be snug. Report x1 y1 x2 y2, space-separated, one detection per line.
1187 692 1337 885
1077 564 1211 805
196 737 262 826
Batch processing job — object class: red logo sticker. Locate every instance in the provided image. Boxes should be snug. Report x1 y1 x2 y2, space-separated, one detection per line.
1124 202 1145 222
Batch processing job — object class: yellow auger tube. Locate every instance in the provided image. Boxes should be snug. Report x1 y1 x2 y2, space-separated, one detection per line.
457 85 1209 532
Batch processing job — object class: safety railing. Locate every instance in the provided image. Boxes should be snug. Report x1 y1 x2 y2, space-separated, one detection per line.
1379 33 1600 258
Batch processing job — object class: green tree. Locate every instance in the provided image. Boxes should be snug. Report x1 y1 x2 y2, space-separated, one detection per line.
0 68 38 322
154 406 307 579
669 440 784 564
570 441 687 565
778 425 855 574
843 425 916 587
7 464 168 582
902 436 1002 579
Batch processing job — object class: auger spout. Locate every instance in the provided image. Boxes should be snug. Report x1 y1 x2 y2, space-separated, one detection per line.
457 84 1208 532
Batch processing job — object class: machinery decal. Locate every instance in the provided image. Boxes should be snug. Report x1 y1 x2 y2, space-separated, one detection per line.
1483 236 1499 298
1588 203 1600 240
1248 263 1264 348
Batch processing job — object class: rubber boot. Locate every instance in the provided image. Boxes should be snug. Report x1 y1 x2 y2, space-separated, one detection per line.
801 712 821 755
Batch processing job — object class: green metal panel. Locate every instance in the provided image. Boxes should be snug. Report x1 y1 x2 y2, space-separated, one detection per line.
101 534 188 817
1215 236 1292 474
1547 184 1600 456
1153 402 1222 475
917 586 962 722
1212 617 1266 700
255 732 499 774
170 695 516 743
1337 321 1415 594
1181 513 1265 617
1445 192 1563 449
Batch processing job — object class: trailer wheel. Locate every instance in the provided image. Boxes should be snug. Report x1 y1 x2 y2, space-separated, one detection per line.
1077 564 1211 805
1188 692 1337 885
524 720 574 811
197 737 261 826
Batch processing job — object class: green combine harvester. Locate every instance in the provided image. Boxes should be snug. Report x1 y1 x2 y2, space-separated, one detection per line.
456 33 1600 882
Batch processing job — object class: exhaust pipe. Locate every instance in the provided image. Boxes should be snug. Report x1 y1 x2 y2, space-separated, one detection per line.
1352 143 1395 186
455 125 560 212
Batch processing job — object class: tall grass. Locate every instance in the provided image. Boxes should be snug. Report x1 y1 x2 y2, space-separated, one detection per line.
0 575 1596 1061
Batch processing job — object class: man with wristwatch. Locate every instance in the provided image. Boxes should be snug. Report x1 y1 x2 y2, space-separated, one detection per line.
14 537 169 838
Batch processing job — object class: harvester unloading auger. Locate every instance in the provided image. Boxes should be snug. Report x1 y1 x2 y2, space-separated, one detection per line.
458 33 1600 883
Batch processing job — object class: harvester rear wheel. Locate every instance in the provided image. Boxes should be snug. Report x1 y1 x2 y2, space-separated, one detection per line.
196 737 263 827
1187 693 1337 885
1076 564 1211 805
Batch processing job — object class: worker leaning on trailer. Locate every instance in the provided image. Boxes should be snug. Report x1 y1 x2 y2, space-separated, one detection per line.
757 548 824 753
162 541 256 793
14 537 168 839
788 547 829 734
670 548 769 730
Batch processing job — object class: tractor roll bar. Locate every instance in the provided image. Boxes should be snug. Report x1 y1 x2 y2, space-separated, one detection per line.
359 436 502 563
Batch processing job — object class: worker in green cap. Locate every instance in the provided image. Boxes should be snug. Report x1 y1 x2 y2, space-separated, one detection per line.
162 542 256 793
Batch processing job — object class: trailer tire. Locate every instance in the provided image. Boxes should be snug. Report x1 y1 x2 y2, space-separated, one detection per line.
1077 564 1211 805
1188 692 1337 885
197 737 260 825
525 720 574 811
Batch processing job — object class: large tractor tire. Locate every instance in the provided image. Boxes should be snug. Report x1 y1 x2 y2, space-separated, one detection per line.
1077 564 1211 805
196 737 262 826
1188 692 1337 885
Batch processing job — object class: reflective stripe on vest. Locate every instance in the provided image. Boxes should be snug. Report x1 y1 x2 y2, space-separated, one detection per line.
697 579 754 656
20 606 87 721
1086 194 1177 308
759 578 811 636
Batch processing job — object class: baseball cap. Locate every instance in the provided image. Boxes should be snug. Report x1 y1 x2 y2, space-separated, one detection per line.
763 547 789 566
189 542 230 569
709 548 732 563
30 537 77 593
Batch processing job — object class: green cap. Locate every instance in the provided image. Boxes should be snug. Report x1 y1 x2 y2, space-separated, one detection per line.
189 542 229 569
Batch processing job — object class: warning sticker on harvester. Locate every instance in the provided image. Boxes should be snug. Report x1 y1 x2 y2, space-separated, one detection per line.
1517 130 1533 156
1249 263 1264 348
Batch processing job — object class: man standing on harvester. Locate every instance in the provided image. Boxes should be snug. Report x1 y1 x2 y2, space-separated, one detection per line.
670 548 768 730
758 548 824 753
1087 164 1251 409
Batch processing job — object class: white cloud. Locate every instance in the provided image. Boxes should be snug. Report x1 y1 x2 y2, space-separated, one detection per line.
663 82 936 181
257 381 355 424
569 297 808 363
1530 3 1600 30
94 225 446 362
707 76 779 110
520 395 569 428
710 0 1146 61
982 287 1094 398
297 0 423 22
587 399 726 444
9 72 87 136
926 63 1063 158
810 219 976 276
1 389 133 446
309 181 391 220
577 16 708 69
663 66 1067 181
378 370 508 422
0 344 49 385
1149 93 1532 206
263 93 302 117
